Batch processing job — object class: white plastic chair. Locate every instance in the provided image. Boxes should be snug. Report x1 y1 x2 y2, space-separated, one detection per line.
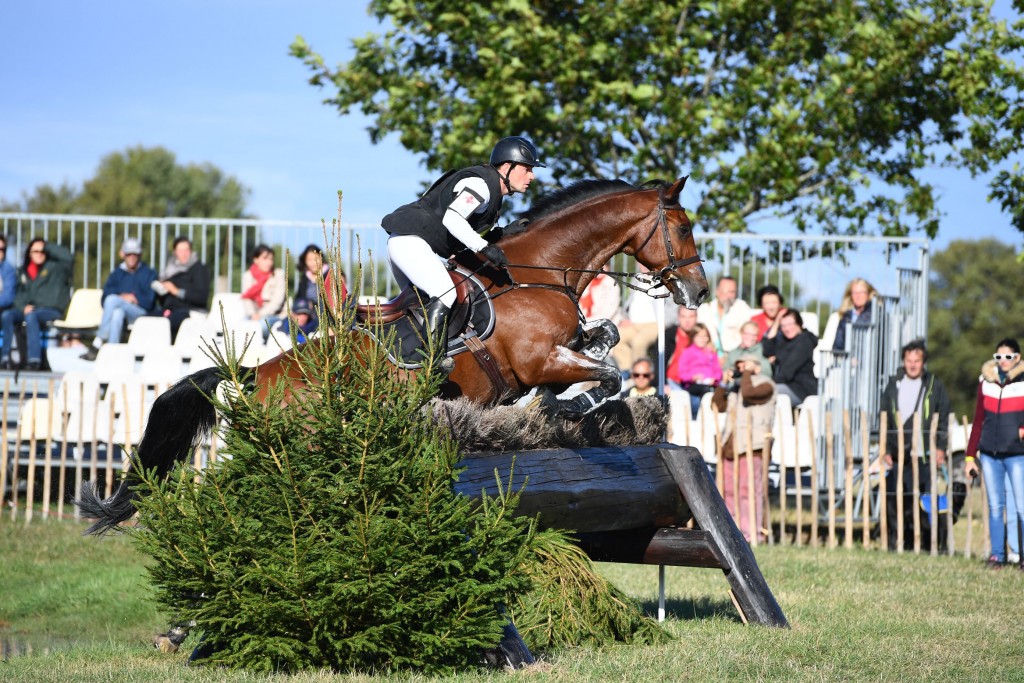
140 347 186 385
92 343 137 378
205 293 246 337
52 289 104 335
127 316 172 354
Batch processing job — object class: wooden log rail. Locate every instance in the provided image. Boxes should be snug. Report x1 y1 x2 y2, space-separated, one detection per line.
455 444 789 628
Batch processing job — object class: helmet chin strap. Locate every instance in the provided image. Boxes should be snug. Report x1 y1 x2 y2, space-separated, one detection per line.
500 162 518 196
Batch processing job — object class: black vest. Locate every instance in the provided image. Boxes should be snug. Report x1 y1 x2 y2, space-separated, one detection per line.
381 165 504 255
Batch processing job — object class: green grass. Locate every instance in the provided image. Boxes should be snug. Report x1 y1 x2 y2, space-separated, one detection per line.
2 518 1021 682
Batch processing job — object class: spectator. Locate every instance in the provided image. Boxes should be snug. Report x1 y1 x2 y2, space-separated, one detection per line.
832 277 878 352
283 245 347 339
660 306 698 390
0 235 16 320
762 309 818 407
151 236 211 341
724 321 773 381
611 276 660 373
0 238 73 370
675 323 723 419
622 358 658 398
579 265 622 323
712 353 776 543
879 339 953 552
697 276 752 358
80 238 157 361
750 284 787 341
241 244 287 339
965 338 1024 569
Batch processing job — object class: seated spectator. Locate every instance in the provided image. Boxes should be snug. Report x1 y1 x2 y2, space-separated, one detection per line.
712 353 776 543
832 277 878 352
579 265 622 323
659 306 698 390
241 244 287 340
724 321 773 381
611 274 661 374
282 245 347 339
762 309 818 407
0 238 72 370
675 323 723 418
697 275 752 359
151 236 211 341
80 238 157 361
750 284 787 341
0 235 16 321
622 358 658 398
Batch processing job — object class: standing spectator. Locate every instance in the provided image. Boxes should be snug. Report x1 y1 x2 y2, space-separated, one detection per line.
241 244 287 339
724 321 773 380
0 238 73 370
0 235 17 321
610 278 661 374
80 237 157 361
660 306 698 390
879 339 953 552
965 338 1024 569
579 265 622 323
622 358 658 398
712 354 776 543
832 277 878 352
697 276 752 358
762 309 818 407
750 284 787 341
675 323 723 418
151 236 211 341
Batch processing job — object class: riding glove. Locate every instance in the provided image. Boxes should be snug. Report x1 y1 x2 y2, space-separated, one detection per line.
502 218 530 236
481 244 509 268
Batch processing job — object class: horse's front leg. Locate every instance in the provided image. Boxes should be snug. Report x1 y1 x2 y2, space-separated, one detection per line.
532 345 622 418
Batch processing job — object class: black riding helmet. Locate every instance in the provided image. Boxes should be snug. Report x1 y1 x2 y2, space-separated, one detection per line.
489 136 546 168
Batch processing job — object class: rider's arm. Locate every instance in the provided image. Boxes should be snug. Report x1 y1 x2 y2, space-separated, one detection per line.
441 177 490 253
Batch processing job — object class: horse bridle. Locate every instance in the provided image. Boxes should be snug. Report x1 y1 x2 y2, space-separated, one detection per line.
630 186 704 298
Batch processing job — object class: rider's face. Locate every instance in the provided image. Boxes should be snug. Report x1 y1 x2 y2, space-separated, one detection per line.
504 164 535 194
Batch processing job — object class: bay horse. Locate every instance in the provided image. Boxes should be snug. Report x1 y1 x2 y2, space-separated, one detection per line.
77 177 708 533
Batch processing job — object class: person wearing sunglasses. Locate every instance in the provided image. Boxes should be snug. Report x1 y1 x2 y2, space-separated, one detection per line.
965 338 1024 569
621 358 658 398
0 237 73 371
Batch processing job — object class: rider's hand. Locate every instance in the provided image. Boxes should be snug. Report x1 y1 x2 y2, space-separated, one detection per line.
481 244 509 268
502 218 529 236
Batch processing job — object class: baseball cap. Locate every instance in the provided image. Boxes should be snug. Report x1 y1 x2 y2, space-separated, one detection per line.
121 238 142 255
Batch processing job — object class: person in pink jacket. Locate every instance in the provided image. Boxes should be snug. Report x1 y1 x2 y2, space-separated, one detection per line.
675 323 723 418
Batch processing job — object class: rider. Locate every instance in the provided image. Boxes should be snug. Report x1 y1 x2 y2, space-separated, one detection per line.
381 136 545 372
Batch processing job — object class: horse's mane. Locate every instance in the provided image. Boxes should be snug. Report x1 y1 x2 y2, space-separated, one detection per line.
523 179 636 222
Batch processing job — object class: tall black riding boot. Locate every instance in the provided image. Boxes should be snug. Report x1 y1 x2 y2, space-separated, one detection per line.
422 298 454 375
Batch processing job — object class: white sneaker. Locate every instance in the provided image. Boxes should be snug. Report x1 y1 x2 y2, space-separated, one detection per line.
1009 551 1020 564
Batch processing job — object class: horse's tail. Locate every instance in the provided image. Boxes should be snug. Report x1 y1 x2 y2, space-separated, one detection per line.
77 366 223 535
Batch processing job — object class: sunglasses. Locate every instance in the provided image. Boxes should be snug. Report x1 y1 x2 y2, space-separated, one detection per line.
994 353 1020 361
632 372 652 379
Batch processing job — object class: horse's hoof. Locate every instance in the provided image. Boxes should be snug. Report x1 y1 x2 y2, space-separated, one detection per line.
439 357 455 374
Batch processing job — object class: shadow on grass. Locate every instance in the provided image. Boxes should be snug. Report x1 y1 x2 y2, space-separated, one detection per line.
638 595 742 623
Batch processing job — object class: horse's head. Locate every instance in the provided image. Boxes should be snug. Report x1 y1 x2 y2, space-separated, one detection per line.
632 177 709 309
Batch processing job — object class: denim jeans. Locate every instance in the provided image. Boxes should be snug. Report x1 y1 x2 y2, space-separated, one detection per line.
0 306 62 362
979 452 1024 562
97 294 147 344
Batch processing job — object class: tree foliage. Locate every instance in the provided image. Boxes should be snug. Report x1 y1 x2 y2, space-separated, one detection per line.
1 145 249 218
131 303 534 673
928 238 1024 418
292 0 1024 237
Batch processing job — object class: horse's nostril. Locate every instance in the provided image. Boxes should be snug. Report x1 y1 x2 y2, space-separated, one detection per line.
697 288 709 306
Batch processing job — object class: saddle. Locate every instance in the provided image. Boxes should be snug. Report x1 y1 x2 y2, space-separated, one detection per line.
354 267 496 369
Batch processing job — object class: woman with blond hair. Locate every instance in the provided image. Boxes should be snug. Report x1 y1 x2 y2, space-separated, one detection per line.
832 277 878 351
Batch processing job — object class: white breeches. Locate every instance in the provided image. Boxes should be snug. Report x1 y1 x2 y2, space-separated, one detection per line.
387 235 457 308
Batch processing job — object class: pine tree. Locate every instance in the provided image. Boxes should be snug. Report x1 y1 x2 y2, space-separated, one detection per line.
131 292 534 673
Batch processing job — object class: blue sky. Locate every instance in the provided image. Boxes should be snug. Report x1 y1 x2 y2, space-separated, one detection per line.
1 0 1020 251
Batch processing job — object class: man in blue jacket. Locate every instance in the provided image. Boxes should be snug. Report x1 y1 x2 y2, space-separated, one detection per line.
0 235 17 316
80 237 157 361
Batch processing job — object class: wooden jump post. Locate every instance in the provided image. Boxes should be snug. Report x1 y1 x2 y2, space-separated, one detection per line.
454 444 789 628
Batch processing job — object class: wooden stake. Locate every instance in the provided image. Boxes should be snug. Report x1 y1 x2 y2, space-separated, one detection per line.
777 417 787 545
896 410 905 554
826 411 836 548
0 379 9 515
58 379 70 520
911 412 922 555
963 416 973 559
809 408 819 548
879 411 889 550
762 435 773 545
25 386 39 524
746 412 757 547
929 412 939 557
42 380 55 520
713 404 724 497
844 409 854 549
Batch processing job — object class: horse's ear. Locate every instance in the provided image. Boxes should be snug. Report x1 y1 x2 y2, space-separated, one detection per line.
666 176 688 204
